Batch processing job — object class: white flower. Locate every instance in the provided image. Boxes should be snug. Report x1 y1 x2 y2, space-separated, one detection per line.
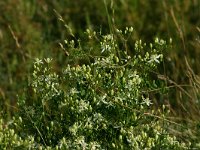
34 58 43 65
70 88 79 95
44 58 52 63
101 44 112 53
142 97 152 106
148 54 162 63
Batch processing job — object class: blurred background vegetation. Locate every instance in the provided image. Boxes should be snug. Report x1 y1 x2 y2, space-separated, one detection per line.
0 0 200 143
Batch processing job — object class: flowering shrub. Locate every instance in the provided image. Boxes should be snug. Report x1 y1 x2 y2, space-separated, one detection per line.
1 28 189 149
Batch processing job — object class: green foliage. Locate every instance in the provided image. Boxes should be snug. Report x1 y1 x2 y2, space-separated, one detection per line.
0 119 35 149
0 0 200 122
6 29 187 149
0 0 200 149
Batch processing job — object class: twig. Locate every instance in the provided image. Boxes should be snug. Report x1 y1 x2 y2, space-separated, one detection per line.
170 8 186 53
